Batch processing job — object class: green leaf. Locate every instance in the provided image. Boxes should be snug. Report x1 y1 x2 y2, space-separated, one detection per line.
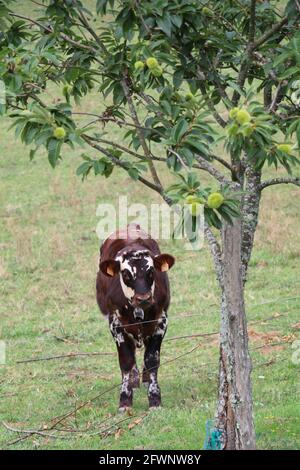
93 160 106 175
180 147 194 167
173 118 189 143
76 161 92 180
47 138 61 168
156 14 172 37
227 80 246 98
29 147 38 161
127 167 139 180
186 138 208 156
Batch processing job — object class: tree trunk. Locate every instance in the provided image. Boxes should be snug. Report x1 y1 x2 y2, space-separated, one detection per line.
241 165 262 283
215 217 256 449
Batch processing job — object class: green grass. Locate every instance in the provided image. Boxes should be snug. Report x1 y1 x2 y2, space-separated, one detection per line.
0 0 299 450
1 105 299 449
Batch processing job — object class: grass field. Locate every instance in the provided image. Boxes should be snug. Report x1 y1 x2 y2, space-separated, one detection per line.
0 1 299 451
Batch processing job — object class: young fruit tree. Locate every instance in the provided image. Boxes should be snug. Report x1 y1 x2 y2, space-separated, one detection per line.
1 0 299 449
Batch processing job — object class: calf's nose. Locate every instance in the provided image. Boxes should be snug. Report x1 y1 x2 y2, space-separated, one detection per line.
133 307 144 321
135 292 151 305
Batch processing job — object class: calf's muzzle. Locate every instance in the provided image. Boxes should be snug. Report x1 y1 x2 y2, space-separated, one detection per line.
133 307 144 321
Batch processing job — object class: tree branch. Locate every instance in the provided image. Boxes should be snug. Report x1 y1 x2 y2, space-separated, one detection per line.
211 155 234 173
121 76 163 191
194 155 232 185
72 112 165 136
232 15 289 106
259 176 300 191
268 80 288 112
9 12 98 54
82 135 163 195
74 1 108 54
252 16 289 51
87 136 148 161
249 0 256 43
198 82 227 128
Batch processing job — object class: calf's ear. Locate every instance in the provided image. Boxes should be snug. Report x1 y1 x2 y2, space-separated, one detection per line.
154 254 175 272
100 259 120 277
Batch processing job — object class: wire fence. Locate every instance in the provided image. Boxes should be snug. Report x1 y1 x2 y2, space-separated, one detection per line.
2 294 299 447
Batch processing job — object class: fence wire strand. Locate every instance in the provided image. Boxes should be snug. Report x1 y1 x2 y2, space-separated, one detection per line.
2 294 298 447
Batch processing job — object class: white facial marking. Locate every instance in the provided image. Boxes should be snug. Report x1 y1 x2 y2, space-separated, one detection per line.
151 281 155 296
120 275 134 301
145 256 154 270
115 250 154 301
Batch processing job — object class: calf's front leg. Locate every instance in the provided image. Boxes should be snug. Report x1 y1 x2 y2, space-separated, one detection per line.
110 315 136 411
143 311 168 408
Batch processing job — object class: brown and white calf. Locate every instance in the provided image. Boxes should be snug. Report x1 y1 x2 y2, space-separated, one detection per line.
96 224 175 411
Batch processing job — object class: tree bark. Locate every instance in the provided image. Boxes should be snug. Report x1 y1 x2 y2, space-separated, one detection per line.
241 165 262 283
215 217 256 449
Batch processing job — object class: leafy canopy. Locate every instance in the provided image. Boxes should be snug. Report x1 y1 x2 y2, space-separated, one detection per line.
0 0 299 229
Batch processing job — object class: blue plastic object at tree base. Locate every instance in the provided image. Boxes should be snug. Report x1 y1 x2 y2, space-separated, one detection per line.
204 420 223 450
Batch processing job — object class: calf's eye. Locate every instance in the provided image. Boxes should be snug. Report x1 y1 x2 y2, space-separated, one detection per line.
122 271 131 283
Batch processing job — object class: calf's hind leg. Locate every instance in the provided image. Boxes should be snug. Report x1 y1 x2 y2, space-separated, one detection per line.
129 363 140 389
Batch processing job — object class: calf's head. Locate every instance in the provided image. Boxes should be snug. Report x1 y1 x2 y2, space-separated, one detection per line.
100 250 175 314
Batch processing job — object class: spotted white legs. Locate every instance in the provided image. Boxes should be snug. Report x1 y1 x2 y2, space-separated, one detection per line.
110 313 139 410
143 311 168 408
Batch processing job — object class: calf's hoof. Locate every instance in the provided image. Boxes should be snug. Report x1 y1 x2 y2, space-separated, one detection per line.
119 391 133 412
119 405 132 414
148 395 161 408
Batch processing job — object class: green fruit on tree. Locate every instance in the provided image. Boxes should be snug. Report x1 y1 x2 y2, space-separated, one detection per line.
190 202 202 216
276 143 293 155
229 107 239 119
151 66 163 77
53 127 66 139
63 84 72 95
185 92 194 101
146 57 159 69
227 123 239 137
242 126 254 138
134 60 144 71
202 6 213 16
185 195 205 215
207 192 224 209
186 195 197 204
236 108 251 125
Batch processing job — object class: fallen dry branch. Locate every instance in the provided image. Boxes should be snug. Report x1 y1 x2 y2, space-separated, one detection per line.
3 335 292 447
3 412 147 446
4 341 202 447
2 421 71 444
3 302 296 447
